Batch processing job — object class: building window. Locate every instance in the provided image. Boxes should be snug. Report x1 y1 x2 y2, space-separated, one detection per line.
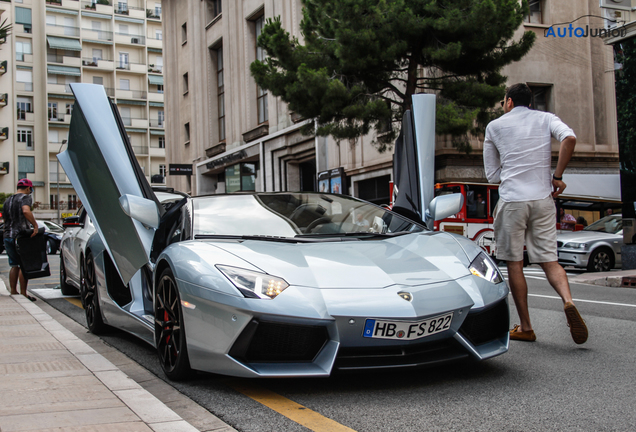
158 136 165 148
157 84 164 94
16 97 32 121
15 7 32 33
225 163 256 193
48 102 58 120
155 4 162 17
206 0 222 23
181 22 187 44
18 155 35 180
68 195 77 210
158 110 164 126
524 0 542 24
217 46 225 141
17 128 33 150
16 69 33 91
120 78 130 90
184 122 190 144
155 29 162 40
528 84 551 112
66 103 73 116
159 164 166 177
255 15 268 124
16 40 32 62
183 72 189 94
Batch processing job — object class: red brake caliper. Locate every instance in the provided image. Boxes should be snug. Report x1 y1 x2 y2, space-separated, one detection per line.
164 310 171 344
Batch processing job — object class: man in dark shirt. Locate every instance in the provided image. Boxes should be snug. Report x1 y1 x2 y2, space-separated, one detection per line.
3 179 38 300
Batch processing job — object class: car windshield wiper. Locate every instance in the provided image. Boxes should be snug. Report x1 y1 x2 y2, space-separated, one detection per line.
195 234 324 243
295 231 413 239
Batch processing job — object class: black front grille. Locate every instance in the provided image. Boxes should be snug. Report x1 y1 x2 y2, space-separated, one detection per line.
334 338 468 371
459 299 509 346
557 241 563 248
230 320 328 363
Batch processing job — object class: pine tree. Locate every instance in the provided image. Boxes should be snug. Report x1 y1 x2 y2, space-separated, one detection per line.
251 0 535 152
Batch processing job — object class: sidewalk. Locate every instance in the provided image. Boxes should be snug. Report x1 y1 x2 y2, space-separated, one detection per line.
569 269 636 288
0 281 234 432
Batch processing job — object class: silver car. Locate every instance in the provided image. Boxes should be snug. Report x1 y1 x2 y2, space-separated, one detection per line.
557 214 623 272
58 84 510 379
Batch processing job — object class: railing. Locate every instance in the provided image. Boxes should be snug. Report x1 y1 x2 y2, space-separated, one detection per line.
82 57 112 66
115 32 145 44
146 9 161 20
81 29 113 40
46 0 63 5
48 84 75 93
117 89 147 98
17 82 34 92
148 88 164 94
132 146 148 155
47 53 81 63
17 109 34 120
81 0 110 10
35 203 78 211
115 5 143 15
48 116 67 122
116 61 146 70
46 23 80 37
121 116 147 126
150 142 165 149
149 118 164 127
148 65 163 73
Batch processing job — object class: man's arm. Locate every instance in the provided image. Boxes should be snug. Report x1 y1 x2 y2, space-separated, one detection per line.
552 135 576 197
22 205 38 238
483 129 502 184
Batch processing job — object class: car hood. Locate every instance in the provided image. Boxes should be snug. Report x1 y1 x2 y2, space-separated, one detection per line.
557 231 619 244
207 232 472 289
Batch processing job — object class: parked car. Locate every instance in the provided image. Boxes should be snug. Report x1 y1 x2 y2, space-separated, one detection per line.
56 83 511 380
557 214 623 272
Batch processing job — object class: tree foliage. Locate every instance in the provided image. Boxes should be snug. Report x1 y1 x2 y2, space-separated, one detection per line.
251 0 535 152
0 18 12 46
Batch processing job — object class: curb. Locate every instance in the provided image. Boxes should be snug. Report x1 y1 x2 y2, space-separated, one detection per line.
0 281 200 432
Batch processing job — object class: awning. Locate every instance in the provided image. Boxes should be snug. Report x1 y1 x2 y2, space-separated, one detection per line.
48 93 75 100
115 16 144 24
15 7 32 25
148 75 163 86
50 183 75 189
82 39 113 45
117 99 146 106
46 7 78 15
47 36 82 51
16 65 32 70
148 47 162 53
47 65 81 77
125 128 147 133
81 11 111 19
149 101 164 107
150 130 165 136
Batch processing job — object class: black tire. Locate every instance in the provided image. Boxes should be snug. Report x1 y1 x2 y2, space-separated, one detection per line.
155 267 191 380
586 247 615 272
79 255 87 308
84 252 106 334
60 252 79 296
46 239 56 255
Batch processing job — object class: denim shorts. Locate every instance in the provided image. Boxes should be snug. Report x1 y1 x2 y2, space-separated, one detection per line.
3 237 20 268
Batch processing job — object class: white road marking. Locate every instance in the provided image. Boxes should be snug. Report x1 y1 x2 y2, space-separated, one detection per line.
527 293 636 308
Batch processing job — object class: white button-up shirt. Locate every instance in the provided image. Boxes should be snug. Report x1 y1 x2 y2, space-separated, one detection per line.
483 106 575 203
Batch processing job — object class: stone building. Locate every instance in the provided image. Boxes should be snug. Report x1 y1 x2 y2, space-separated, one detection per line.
162 0 619 203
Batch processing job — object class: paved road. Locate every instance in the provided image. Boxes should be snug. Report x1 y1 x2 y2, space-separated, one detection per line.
3 255 636 431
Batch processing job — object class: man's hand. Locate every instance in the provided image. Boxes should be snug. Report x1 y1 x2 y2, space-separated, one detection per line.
552 179 567 198
30 225 38 238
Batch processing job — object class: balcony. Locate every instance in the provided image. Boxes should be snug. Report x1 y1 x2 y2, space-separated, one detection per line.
47 53 82 67
82 57 115 70
48 114 72 124
146 9 161 20
116 88 147 99
17 109 35 121
149 118 164 128
0 60 6 75
46 0 80 8
0 93 7 107
46 23 80 38
115 6 144 19
147 90 164 102
148 65 163 74
116 61 147 73
81 28 113 42
82 1 113 14
0 127 8 140
115 32 145 45
16 82 34 92
17 139 34 152
47 83 75 94
121 117 148 128
146 36 162 49
132 145 148 155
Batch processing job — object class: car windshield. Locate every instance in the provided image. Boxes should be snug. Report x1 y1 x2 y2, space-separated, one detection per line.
583 214 622 234
192 193 425 238
38 220 64 234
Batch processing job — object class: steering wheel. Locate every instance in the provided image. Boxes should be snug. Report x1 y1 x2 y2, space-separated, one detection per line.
305 217 332 233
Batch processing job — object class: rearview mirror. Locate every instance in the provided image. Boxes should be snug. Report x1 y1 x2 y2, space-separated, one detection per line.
119 194 160 229
427 193 464 225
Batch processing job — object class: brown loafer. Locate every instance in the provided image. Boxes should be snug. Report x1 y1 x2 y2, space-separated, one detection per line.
564 302 588 344
509 324 536 342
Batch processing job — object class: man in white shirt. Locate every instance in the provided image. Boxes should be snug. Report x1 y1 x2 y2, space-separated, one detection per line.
483 83 588 344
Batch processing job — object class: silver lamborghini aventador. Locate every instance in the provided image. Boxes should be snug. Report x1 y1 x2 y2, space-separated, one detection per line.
58 84 510 380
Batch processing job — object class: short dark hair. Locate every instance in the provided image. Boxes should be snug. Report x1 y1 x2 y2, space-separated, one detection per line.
505 83 532 108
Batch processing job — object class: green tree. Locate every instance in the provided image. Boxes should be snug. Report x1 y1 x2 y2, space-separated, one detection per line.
0 192 13 214
251 0 535 152
0 18 12 46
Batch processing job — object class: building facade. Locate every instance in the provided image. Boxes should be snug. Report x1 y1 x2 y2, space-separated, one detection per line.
0 0 165 221
162 0 619 203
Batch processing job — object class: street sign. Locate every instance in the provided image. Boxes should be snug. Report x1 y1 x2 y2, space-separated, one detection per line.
169 164 193 176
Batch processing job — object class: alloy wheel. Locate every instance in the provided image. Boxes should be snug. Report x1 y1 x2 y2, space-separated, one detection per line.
155 272 184 374
593 251 611 272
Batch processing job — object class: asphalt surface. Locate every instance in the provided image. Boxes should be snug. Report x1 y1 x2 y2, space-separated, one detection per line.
3 254 635 432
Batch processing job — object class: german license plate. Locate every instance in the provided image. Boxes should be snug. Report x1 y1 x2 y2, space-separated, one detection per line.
363 312 453 341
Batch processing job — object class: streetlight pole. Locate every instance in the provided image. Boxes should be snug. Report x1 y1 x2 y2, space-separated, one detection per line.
57 139 67 224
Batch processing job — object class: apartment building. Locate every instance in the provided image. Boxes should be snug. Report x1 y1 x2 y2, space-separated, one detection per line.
163 0 618 204
0 0 165 221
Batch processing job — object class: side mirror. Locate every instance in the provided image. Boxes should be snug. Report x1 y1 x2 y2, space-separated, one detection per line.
62 215 83 228
119 194 160 229
427 193 464 227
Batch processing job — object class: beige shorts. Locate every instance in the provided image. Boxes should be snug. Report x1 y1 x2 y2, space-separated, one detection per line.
493 195 558 263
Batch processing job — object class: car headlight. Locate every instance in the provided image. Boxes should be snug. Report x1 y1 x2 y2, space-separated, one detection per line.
468 252 503 284
563 242 587 249
216 265 289 299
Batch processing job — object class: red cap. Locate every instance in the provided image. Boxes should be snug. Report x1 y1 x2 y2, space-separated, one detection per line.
17 178 33 188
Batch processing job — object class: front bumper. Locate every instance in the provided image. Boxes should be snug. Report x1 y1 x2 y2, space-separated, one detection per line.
557 249 590 268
